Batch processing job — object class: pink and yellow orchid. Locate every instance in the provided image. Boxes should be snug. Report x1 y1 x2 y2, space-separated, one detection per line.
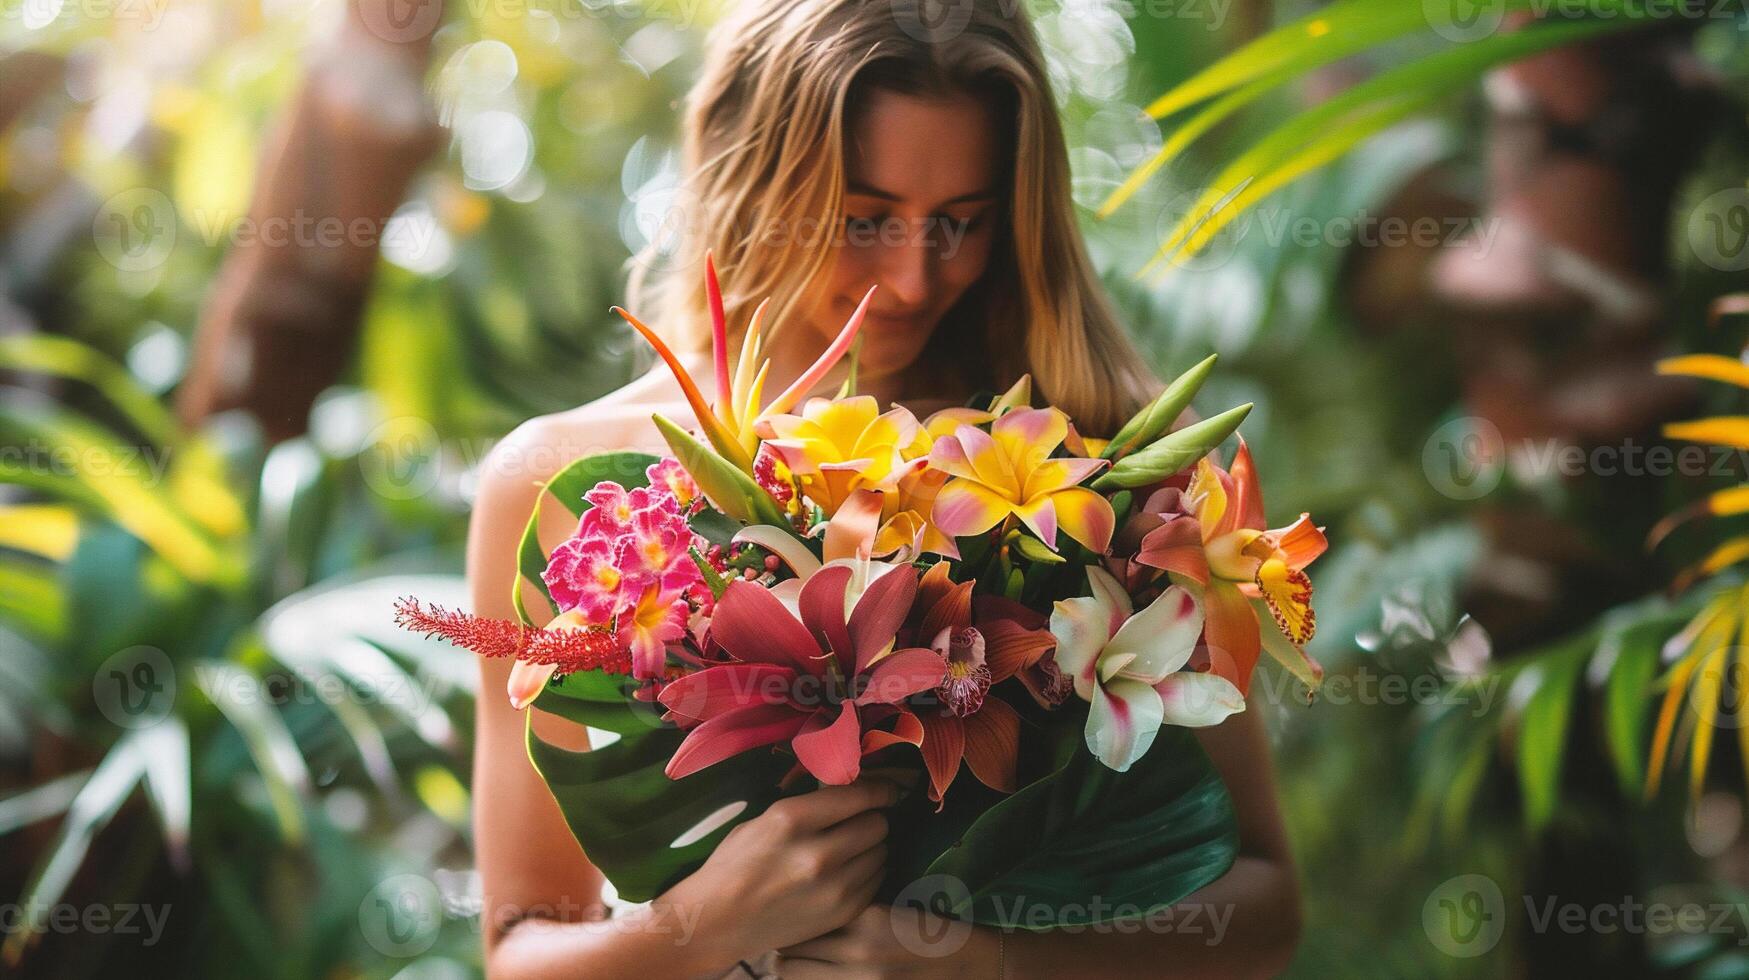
613 255 877 474
1049 567 1244 771
1131 440 1326 696
929 407 1115 555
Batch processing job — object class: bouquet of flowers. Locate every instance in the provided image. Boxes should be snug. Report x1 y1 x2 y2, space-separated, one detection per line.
397 261 1326 927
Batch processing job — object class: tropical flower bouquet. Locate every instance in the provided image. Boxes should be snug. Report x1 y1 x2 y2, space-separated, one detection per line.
396 262 1327 927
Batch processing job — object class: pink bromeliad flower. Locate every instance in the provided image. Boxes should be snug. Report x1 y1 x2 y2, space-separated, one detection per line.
657 565 946 785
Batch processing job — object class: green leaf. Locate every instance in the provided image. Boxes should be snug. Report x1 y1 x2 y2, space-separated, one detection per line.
1603 620 1665 796
138 719 191 868
1012 535 1065 565
1101 354 1217 461
690 546 729 602
512 452 658 624
653 415 791 530
1143 16 1642 270
688 507 744 547
917 726 1237 928
196 662 311 842
527 693 795 902
1093 403 1252 490
1516 640 1588 831
2 730 151 964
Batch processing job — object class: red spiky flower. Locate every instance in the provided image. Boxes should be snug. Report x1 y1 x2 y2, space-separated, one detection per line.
394 597 633 675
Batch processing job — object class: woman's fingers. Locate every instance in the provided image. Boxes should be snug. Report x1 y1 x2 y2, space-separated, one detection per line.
780 778 901 831
818 808 890 863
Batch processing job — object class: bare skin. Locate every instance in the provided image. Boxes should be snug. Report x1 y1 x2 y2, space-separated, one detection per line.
473 90 1302 980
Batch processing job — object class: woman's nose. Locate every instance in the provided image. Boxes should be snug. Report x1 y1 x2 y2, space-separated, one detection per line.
879 223 933 308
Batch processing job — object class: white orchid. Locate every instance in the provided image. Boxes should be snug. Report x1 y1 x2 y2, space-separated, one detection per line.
1049 566 1245 771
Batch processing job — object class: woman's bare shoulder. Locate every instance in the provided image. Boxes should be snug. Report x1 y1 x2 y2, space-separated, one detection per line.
475 358 701 514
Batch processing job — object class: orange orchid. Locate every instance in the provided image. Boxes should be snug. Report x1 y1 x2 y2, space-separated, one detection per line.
1132 440 1325 696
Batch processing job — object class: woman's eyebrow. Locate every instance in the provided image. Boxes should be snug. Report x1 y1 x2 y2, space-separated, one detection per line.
845 179 998 207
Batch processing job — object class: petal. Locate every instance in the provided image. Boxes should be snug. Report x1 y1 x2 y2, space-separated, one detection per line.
1021 456 1106 499
861 706 925 753
792 703 863 785
1255 557 1316 646
1187 459 1230 539
1012 494 1058 550
919 577 973 646
665 701 808 779
1104 585 1203 683
991 407 1067 476
712 580 825 675
931 479 1012 540
917 711 965 804
1050 595 1112 702
846 562 917 673
1256 603 1325 691
944 424 1020 498
507 661 558 711
658 662 799 723
922 407 994 442
926 431 983 484
798 564 854 672
1271 514 1328 570
1227 438 1266 532
1049 487 1115 555
1086 565 1134 628
856 647 947 704
1135 517 1210 585
733 525 822 579
1155 671 1246 728
961 697 1020 793
823 488 884 562
980 618 1056 682
1087 677 1164 772
1201 580 1262 696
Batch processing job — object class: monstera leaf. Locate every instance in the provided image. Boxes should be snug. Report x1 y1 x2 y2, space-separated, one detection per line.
527 676 795 903
924 724 1236 927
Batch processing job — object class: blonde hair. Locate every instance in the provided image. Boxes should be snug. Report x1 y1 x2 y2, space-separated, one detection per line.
627 0 1154 436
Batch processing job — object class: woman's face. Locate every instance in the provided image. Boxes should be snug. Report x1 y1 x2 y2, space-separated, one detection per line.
804 87 1002 379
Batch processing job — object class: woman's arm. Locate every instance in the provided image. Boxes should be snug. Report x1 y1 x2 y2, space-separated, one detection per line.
472 418 747 980
778 700 1303 980
472 416 903 980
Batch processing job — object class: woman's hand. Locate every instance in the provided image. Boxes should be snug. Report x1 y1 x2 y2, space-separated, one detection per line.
660 779 898 969
775 905 1001 979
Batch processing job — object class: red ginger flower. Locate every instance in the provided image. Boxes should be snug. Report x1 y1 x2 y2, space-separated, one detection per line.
394 597 633 675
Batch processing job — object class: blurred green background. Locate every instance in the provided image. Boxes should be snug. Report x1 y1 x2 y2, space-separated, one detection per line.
2 0 1748 977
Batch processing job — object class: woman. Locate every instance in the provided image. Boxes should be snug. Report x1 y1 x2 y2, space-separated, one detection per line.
469 2 1302 977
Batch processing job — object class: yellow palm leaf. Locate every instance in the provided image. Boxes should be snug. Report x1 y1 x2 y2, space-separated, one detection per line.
1657 354 1749 389
1664 417 1749 450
